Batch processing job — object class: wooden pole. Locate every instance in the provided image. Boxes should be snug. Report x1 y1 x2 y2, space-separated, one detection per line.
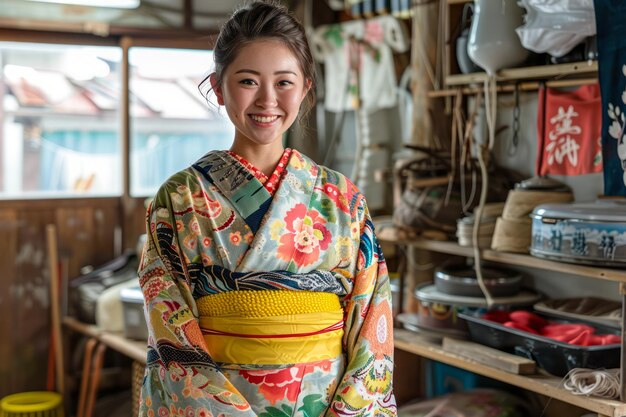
46 224 65 396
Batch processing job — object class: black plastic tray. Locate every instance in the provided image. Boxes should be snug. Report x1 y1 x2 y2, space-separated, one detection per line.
458 310 621 376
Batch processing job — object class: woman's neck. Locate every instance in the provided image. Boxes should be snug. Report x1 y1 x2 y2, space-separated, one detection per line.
229 143 286 177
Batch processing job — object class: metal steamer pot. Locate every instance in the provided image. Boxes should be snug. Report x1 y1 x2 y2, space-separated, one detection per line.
531 201 626 266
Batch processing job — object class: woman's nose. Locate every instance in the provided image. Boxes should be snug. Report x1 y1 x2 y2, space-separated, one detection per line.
256 85 277 108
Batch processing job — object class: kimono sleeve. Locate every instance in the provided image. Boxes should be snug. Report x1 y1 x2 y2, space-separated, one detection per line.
326 195 397 416
137 192 254 417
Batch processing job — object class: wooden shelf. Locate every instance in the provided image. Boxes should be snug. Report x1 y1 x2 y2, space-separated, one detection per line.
427 77 598 98
63 316 147 364
377 227 626 283
395 329 626 417
63 316 101 338
445 61 598 86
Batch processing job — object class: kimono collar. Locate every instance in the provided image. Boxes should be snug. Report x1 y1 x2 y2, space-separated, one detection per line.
192 149 317 234
192 151 271 234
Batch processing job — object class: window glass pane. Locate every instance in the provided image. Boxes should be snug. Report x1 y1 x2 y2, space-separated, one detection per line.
129 47 233 197
0 42 122 198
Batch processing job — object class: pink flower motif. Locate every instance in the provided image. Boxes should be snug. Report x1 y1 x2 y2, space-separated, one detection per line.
207 198 222 218
201 254 213 266
238 367 306 405
190 218 201 234
196 409 212 417
364 21 384 45
323 183 350 213
144 279 166 302
183 235 197 251
277 204 332 267
230 231 242 246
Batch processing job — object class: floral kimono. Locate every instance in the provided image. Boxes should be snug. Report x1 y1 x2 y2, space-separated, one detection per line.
138 149 396 417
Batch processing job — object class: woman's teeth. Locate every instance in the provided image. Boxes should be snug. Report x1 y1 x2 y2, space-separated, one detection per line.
251 115 278 123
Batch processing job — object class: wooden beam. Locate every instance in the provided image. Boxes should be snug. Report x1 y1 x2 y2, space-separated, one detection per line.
183 0 192 30
442 337 536 375
428 78 599 98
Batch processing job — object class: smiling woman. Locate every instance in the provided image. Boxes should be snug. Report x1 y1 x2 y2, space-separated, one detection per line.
208 39 310 168
137 1 397 416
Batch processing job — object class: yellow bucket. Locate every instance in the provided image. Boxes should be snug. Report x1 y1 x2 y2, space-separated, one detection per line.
0 392 63 417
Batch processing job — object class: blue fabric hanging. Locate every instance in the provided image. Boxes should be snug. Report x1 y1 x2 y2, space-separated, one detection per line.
594 0 626 196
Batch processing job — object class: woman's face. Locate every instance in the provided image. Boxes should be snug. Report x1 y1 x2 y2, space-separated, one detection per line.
213 39 310 149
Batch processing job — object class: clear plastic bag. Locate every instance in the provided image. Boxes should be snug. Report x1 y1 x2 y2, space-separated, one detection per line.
516 0 596 57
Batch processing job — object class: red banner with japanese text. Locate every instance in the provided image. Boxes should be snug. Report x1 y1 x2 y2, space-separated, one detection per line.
536 83 603 176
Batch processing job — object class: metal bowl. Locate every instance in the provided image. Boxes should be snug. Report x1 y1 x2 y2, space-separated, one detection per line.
434 263 523 297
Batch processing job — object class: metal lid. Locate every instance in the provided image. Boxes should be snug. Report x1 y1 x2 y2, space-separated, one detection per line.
532 200 626 222
414 283 540 307
435 264 521 283
515 176 571 192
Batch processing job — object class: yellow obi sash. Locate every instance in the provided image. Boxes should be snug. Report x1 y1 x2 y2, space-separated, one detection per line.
197 290 344 365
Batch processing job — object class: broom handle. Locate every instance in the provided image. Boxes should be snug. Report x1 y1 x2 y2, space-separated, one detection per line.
47 224 65 396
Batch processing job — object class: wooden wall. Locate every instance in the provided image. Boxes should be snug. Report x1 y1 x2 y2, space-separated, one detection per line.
0 197 145 396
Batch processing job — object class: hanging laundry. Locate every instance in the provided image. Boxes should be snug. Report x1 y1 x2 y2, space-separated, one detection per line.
594 0 626 196
536 83 603 176
310 15 409 112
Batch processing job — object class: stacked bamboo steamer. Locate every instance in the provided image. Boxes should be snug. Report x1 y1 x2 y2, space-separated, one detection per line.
457 202 505 248
491 177 573 253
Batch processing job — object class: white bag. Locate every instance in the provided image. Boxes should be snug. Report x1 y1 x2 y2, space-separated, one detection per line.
516 0 596 57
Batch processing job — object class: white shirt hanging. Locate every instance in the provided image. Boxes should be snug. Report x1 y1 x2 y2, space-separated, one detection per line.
310 15 409 112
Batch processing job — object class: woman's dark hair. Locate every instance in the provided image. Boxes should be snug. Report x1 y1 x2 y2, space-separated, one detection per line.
202 0 316 118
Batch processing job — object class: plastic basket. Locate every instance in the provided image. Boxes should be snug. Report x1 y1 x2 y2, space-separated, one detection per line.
0 392 63 417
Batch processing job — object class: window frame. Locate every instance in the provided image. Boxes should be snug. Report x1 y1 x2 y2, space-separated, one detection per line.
0 29 217 202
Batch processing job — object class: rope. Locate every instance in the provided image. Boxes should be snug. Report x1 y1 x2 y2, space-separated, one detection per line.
563 368 621 399
473 75 498 308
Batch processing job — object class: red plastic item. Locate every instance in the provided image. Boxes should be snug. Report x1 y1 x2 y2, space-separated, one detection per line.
483 310 618 346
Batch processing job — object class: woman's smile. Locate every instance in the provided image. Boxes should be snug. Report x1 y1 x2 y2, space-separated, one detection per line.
213 39 310 150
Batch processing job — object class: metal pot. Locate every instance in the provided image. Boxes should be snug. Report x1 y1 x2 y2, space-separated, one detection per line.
413 283 541 338
434 262 523 297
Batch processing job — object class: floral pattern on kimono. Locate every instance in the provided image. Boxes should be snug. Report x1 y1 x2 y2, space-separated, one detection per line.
138 149 396 416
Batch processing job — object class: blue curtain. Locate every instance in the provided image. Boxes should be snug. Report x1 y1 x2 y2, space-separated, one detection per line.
38 129 233 194
130 131 233 196
39 130 118 191
594 0 626 196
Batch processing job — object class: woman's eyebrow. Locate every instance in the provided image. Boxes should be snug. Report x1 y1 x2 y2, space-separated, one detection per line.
234 69 298 76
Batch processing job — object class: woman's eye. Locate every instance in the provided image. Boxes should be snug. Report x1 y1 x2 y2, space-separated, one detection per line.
239 79 257 86
277 80 293 87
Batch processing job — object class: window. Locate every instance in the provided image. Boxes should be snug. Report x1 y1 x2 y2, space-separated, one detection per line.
128 47 234 197
0 42 123 198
